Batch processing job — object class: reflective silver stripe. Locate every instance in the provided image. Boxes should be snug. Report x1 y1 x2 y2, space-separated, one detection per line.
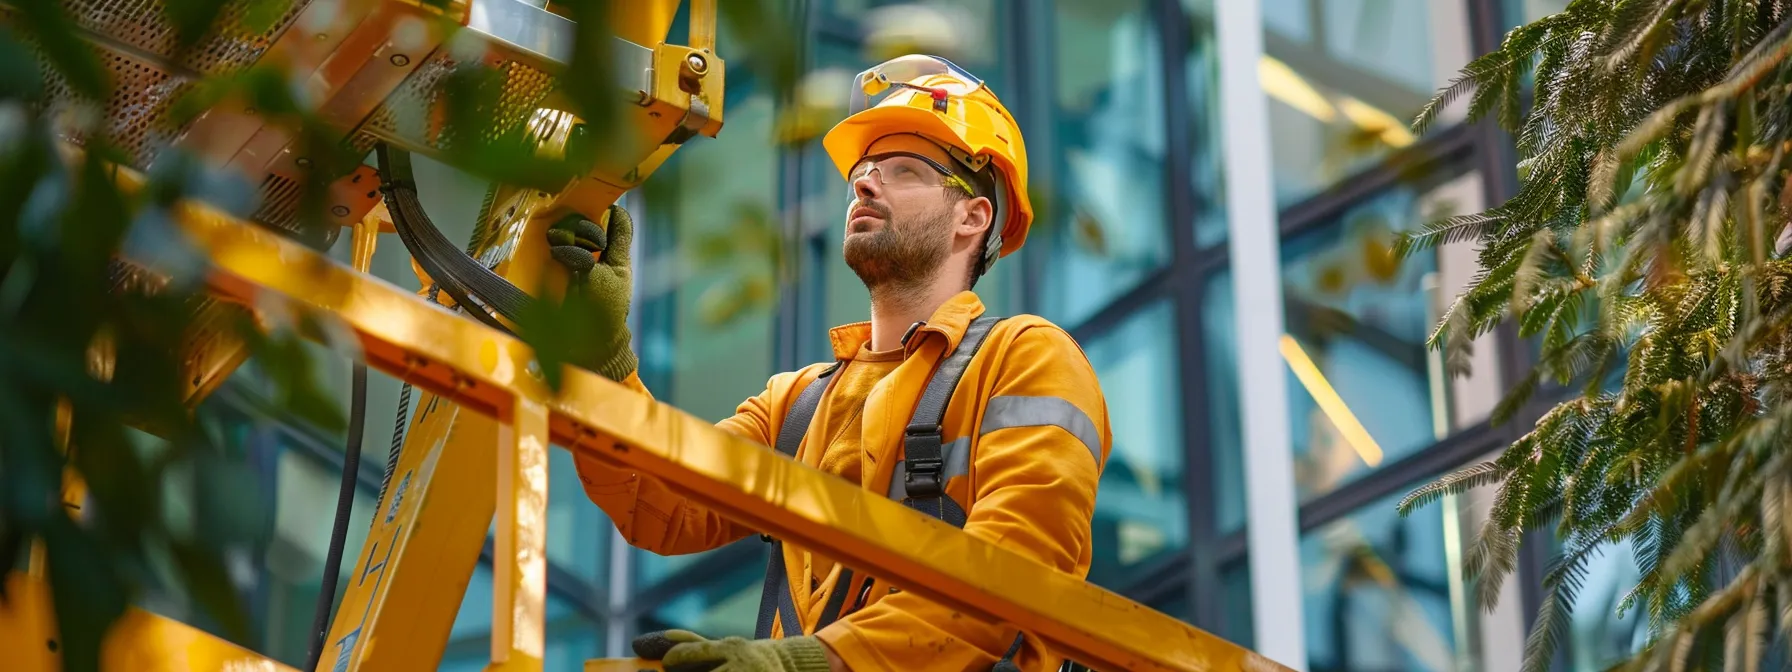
980 396 1101 467
886 437 970 500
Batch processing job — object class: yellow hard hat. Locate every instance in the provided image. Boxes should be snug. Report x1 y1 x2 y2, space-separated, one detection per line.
822 55 1032 260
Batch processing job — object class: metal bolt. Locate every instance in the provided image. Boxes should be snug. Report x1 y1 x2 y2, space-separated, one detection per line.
295 157 312 168
331 205 350 217
685 53 707 73
390 53 411 67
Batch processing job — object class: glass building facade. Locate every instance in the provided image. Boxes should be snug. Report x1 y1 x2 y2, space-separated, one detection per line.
181 0 1634 669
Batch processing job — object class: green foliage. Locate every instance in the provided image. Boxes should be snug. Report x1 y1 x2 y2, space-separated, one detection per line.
0 0 802 669
0 0 347 660
1399 1 1792 669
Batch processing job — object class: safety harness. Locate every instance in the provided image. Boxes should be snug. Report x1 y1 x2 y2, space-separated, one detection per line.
754 315 1081 672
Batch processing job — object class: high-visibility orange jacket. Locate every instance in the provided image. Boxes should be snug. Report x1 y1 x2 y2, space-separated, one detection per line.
574 291 1111 672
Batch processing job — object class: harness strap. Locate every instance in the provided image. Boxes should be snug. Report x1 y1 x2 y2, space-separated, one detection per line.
900 316 1002 522
755 363 840 640
894 317 1028 671
753 319 1069 670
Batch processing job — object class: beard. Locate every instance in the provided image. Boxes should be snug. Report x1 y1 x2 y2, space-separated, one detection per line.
843 200 954 295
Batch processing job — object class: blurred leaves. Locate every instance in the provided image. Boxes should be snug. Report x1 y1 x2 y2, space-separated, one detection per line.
861 3 978 65
716 0 801 103
688 201 783 328
0 0 347 666
0 0 823 667
1396 2 1792 670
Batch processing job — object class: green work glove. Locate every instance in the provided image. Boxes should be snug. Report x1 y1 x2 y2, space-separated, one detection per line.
545 204 636 382
631 629 832 672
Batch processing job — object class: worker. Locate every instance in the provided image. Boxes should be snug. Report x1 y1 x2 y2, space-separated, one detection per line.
549 54 1111 672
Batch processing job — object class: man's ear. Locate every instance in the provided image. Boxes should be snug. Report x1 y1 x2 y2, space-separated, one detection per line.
956 196 994 238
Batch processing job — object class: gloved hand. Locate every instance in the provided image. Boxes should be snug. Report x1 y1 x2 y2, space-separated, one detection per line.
631 629 833 672
545 204 636 382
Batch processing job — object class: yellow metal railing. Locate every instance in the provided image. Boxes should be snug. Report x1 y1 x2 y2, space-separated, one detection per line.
0 165 1290 672
168 177 1282 672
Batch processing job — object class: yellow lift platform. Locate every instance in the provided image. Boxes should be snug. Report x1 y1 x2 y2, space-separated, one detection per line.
0 1 1286 670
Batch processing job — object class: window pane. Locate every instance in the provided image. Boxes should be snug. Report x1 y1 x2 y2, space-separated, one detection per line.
450 564 495 640
442 593 595 671
822 1 1005 82
1510 0 1569 27
638 545 770 639
1179 0 1229 248
1147 588 1191 624
1221 561 1254 650
548 445 608 585
636 81 778 423
545 616 602 671
1559 541 1648 672
1199 271 1248 535
634 538 762 593
1035 0 1172 327
1256 0 1474 205
1302 489 1466 672
1085 301 1186 587
250 436 380 665
1206 172 1485 521
1280 190 1441 500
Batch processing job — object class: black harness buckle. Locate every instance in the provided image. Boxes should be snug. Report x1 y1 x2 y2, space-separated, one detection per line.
903 425 945 498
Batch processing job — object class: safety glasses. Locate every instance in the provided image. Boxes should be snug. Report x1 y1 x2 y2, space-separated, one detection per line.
849 151 975 196
848 54 984 115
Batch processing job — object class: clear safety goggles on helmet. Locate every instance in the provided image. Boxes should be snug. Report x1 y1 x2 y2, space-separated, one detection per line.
849 151 975 196
849 54 985 115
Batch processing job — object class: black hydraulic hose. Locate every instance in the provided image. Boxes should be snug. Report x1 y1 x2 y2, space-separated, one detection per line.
303 363 368 671
373 142 532 333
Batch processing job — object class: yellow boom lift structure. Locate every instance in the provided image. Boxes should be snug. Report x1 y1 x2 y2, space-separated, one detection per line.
0 1 1286 670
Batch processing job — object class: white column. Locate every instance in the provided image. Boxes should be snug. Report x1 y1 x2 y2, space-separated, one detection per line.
1213 0 1306 668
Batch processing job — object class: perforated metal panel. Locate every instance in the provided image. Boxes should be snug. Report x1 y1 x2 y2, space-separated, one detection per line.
249 173 301 230
351 51 559 155
61 0 308 76
36 43 193 169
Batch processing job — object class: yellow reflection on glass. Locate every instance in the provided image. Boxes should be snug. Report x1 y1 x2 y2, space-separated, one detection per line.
1279 334 1384 467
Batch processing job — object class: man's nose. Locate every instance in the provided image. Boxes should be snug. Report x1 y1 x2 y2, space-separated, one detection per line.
852 172 881 202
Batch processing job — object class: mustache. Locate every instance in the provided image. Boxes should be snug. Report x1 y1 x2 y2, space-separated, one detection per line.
850 199 892 220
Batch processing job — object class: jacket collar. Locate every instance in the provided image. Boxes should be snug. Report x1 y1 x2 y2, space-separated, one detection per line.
826 291 987 361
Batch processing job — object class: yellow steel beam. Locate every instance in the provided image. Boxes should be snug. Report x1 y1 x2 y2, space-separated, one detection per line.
158 187 1287 672
314 391 499 672
489 396 551 670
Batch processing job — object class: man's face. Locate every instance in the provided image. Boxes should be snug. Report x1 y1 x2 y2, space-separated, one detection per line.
842 134 964 292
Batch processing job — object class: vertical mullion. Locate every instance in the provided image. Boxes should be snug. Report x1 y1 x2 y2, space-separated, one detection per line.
1152 0 1220 634
249 419 279 646
1213 0 1307 667
1010 0 1051 316
774 0 817 373
604 528 630 657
